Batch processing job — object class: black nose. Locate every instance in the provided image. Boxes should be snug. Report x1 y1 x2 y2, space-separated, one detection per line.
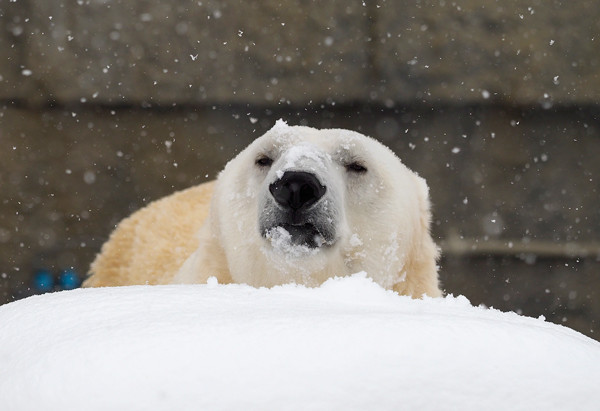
269 171 326 211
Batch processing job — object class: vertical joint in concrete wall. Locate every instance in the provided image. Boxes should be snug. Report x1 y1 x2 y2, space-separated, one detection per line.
364 0 381 90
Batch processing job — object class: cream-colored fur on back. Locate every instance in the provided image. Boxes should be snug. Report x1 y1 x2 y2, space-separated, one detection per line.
83 182 216 287
85 123 442 298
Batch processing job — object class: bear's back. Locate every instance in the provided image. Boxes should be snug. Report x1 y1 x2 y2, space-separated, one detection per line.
84 181 215 287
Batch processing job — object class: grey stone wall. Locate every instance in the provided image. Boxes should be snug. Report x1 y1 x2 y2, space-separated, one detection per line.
2 1 599 106
1 1 599 340
374 1 600 105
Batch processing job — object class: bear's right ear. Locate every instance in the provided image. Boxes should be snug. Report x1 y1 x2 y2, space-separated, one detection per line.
400 174 442 298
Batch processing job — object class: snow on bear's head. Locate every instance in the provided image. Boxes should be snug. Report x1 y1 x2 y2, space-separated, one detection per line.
207 120 441 296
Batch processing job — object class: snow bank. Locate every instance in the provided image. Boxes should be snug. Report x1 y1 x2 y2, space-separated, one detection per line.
1 274 598 411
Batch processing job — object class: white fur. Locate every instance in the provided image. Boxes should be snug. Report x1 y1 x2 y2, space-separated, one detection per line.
173 120 441 297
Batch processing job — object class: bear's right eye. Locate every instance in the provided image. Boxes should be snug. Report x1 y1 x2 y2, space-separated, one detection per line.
255 156 273 168
345 161 368 174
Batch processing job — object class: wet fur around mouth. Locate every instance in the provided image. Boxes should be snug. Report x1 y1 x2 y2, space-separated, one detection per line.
264 223 327 248
259 195 338 251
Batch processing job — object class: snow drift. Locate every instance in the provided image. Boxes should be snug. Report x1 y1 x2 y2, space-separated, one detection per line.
1 274 599 410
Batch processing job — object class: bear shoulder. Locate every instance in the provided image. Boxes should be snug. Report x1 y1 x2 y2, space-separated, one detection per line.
84 181 215 287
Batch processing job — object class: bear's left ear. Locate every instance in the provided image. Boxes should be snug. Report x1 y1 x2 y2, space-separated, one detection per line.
399 174 442 298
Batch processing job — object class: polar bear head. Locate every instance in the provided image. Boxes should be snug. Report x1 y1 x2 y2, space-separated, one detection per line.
191 120 441 297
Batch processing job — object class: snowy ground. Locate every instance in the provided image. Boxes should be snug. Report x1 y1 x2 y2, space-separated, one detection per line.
1 273 599 411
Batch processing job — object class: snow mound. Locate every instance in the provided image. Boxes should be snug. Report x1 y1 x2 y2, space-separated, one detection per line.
1 274 599 411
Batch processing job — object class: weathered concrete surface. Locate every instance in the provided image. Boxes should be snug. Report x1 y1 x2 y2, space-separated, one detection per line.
408 107 600 243
0 1 34 101
2 1 599 105
374 0 600 105
20 0 369 105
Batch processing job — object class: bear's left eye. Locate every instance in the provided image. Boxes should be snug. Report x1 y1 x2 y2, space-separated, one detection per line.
345 162 368 174
255 156 273 168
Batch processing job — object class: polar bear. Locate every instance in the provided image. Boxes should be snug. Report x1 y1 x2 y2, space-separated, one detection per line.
84 120 441 297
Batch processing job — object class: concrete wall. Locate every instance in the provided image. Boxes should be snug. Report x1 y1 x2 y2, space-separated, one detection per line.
1 1 599 340
2 1 599 106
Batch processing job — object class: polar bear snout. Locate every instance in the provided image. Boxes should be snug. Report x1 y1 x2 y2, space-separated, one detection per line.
269 171 326 212
259 169 337 251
